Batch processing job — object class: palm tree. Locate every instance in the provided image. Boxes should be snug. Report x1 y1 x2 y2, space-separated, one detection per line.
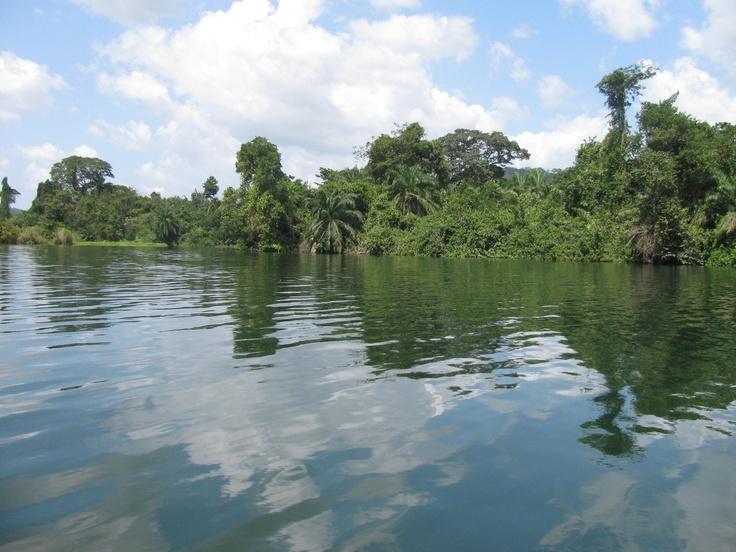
154 202 182 247
388 166 438 216
307 189 363 254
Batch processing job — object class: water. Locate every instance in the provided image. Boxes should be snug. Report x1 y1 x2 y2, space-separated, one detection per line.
1 246 735 551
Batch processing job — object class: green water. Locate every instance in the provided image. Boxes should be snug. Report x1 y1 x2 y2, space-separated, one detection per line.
1 246 736 551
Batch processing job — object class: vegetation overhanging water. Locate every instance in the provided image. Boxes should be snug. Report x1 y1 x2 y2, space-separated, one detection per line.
2 63 736 267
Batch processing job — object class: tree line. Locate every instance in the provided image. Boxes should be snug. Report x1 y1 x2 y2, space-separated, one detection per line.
2 63 736 266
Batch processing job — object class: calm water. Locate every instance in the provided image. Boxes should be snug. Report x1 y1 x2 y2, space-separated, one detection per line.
1 246 736 551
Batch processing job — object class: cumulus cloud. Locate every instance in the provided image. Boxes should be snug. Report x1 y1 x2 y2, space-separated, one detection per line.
561 0 660 41
12 143 105 203
371 0 421 9
72 144 99 157
98 70 171 107
537 75 578 108
489 41 531 82
681 0 736 74
90 119 152 151
93 0 526 196
0 51 67 121
642 57 736 124
514 114 608 169
69 0 185 25
350 15 477 61
15 143 64 200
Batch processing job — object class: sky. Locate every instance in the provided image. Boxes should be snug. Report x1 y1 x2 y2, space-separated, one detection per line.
1 0 735 208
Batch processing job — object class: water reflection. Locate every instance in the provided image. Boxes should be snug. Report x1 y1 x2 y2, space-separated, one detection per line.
1 247 735 551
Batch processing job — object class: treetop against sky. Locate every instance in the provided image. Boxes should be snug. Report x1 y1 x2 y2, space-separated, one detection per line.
1 0 735 208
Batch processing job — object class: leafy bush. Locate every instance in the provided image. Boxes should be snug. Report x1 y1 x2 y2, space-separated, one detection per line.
0 222 18 244
53 227 74 246
17 226 48 245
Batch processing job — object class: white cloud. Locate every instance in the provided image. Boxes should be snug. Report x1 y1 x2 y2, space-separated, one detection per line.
350 15 477 62
15 143 64 201
511 24 535 39
0 158 9 171
89 119 152 151
538 75 578 108
134 105 239 197
94 0 525 196
0 51 67 121
514 114 608 169
98 70 171 107
561 0 659 41
70 0 184 25
642 57 736 124
681 0 736 74
489 41 531 82
371 0 421 9
72 144 99 157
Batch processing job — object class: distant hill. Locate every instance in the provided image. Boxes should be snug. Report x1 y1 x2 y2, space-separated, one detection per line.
505 167 559 180
10 207 24 216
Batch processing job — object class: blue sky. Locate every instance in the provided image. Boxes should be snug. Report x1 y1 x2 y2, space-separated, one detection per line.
2 0 735 208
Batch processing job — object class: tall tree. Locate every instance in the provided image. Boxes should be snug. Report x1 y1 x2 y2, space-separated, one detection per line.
437 129 530 184
235 137 285 194
203 176 219 200
49 156 114 194
596 63 656 147
0 177 20 219
363 123 449 186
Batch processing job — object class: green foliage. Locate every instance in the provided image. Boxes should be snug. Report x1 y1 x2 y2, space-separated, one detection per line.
9 64 736 268
306 189 363 253
1 177 20 219
203 176 219 200
597 62 657 147
0 221 18 243
235 137 285 193
363 123 448 186
49 156 114 194
53 228 74 246
437 129 530 184
388 166 438 216
154 202 183 247
17 226 48 245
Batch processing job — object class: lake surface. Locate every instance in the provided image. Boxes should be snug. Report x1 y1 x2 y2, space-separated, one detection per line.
1 246 736 551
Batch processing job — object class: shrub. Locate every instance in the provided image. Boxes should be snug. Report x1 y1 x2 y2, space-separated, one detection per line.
0 222 18 244
53 227 74 246
17 226 48 245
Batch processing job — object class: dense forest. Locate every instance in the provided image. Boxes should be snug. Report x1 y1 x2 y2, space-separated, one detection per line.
2 63 736 266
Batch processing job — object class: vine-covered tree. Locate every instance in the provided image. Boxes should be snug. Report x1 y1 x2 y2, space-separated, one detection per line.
596 63 656 147
203 176 219 200
235 137 285 194
0 177 20 219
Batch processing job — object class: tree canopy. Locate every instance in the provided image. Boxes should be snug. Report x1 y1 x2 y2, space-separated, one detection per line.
235 137 285 194
437 129 530 184
49 156 114 194
363 123 449 186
